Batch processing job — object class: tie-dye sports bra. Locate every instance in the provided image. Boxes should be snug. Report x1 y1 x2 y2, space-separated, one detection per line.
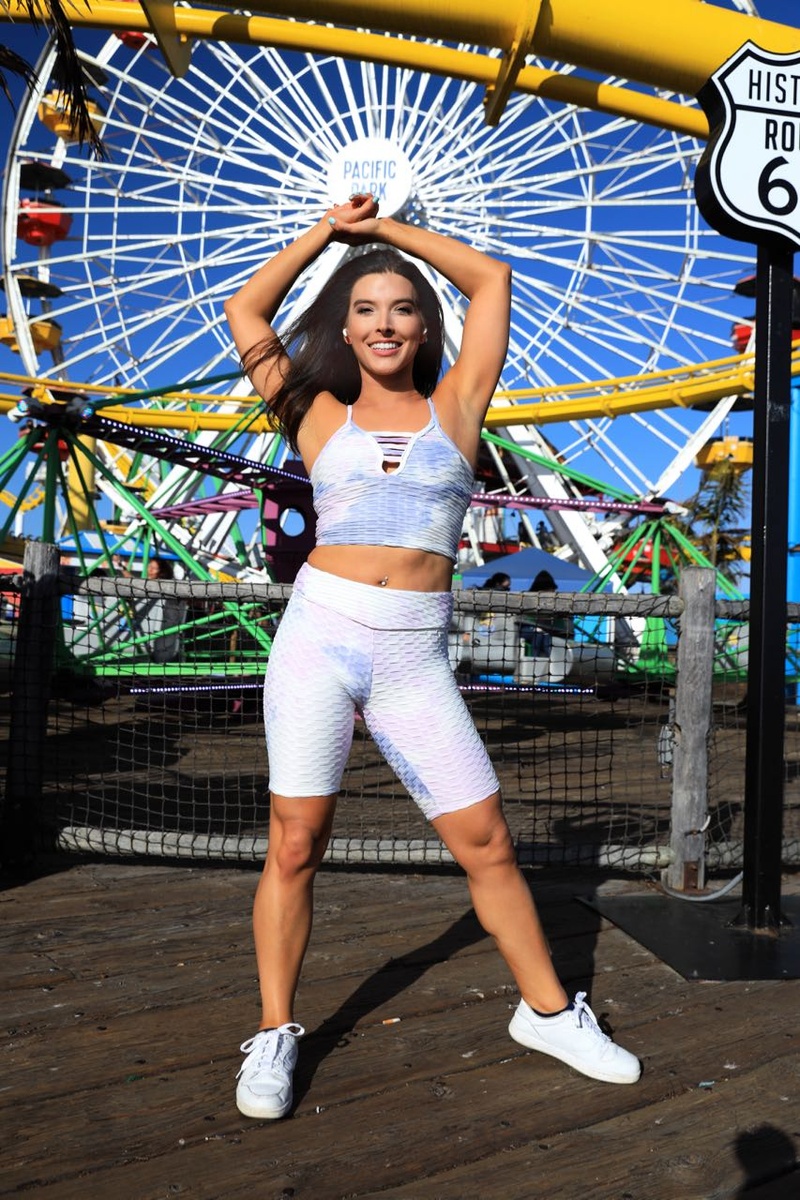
310 399 474 562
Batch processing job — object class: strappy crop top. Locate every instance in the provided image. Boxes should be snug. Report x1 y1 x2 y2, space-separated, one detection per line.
310 399 474 561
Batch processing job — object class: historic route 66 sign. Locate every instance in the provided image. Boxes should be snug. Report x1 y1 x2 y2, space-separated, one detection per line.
695 41 800 248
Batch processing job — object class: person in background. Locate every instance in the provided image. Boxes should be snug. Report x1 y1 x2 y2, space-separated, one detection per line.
483 570 512 591
526 568 573 641
113 555 185 662
530 569 556 593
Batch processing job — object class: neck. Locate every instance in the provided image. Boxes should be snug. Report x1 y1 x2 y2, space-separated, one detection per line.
354 383 424 410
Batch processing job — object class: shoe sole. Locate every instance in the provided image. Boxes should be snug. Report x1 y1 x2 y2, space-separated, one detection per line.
236 1092 292 1119
509 1020 642 1085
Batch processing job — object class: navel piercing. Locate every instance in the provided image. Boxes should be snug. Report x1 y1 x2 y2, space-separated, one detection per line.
378 577 389 587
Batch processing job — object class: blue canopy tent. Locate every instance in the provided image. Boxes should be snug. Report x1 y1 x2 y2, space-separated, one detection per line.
459 547 600 592
459 548 622 682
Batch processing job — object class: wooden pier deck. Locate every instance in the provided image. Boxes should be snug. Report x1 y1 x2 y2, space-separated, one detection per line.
3 860 799 1199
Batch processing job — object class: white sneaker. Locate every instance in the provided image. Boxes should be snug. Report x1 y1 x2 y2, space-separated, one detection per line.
236 1023 305 1119
509 992 641 1085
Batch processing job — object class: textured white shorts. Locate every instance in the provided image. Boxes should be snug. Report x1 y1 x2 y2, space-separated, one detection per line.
264 564 500 820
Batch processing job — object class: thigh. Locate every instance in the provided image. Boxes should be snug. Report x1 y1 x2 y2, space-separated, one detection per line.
364 627 500 821
264 595 370 797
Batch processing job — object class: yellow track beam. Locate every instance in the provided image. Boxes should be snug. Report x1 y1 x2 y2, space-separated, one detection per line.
5 348 799 433
252 0 799 96
65 437 97 529
5 0 798 136
1 1 710 136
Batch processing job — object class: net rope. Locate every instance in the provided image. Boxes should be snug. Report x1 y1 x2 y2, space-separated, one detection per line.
2 574 798 872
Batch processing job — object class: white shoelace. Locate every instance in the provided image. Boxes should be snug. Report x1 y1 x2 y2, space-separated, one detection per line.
238 1023 305 1078
570 993 609 1040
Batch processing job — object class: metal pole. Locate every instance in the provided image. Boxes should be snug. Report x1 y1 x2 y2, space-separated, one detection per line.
2 541 61 872
738 241 793 930
788 383 800 705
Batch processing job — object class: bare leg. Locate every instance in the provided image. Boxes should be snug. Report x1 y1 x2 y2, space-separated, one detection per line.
252 792 337 1028
433 794 568 1013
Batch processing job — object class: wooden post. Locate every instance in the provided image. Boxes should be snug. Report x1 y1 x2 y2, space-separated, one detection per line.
1 541 61 871
665 567 716 891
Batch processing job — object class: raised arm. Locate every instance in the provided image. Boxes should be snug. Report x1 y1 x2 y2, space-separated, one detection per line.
224 195 379 404
225 197 510 424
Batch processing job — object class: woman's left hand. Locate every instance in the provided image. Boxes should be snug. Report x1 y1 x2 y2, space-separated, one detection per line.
327 193 381 241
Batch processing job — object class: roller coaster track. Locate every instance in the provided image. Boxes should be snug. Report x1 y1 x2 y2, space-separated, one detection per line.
10 402 671 521
3 346 795 437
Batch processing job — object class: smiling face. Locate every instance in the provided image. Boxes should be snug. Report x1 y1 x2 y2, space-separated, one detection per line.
344 272 426 385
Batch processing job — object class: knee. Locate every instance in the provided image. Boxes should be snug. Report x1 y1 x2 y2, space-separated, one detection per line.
268 818 329 880
452 814 516 876
474 825 516 871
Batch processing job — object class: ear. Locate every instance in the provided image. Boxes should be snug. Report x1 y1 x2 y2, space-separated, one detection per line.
342 328 351 344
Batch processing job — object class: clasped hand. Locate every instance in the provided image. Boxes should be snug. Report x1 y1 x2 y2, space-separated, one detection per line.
326 192 381 242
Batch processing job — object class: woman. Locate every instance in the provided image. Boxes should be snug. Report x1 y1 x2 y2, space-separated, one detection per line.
524 568 574 643
483 571 512 591
224 195 641 1120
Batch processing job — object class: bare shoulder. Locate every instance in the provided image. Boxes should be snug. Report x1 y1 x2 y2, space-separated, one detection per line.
297 391 349 465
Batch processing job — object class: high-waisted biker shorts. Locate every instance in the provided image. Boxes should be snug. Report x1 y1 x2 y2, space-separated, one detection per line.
264 563 500 820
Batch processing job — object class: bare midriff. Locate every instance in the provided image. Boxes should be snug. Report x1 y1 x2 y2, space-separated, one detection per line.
307 544 453 593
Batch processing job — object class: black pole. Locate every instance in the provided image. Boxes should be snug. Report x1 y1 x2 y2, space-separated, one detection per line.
738 241 794 930
2 541 61 874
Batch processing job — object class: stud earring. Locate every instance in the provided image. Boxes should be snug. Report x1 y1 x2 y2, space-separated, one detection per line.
342 328 350 343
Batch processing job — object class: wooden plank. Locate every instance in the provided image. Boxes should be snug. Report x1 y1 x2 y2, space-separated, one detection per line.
1 868 647 1026
1 920 664 1084
5 1012 796 1199
3 967 794 1193
3 863 798 1199
363 1055 800 1200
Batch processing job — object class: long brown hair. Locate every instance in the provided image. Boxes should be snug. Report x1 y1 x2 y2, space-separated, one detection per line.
242 248 444 450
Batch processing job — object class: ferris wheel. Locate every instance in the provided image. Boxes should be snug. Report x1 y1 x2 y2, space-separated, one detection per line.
1 9 765 574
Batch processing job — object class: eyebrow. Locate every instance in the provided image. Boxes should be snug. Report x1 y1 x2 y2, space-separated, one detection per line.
351 294 417 306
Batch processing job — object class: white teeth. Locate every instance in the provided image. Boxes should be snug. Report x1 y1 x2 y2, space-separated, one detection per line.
371 342 400 350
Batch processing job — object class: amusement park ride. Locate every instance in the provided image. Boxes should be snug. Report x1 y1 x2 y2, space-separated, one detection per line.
0 0 799 612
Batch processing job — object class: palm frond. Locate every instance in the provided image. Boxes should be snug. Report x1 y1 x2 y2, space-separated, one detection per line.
3 0 107 158
0 43 37 105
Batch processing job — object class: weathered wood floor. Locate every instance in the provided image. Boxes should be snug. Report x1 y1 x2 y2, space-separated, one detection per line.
2 861 799 1200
